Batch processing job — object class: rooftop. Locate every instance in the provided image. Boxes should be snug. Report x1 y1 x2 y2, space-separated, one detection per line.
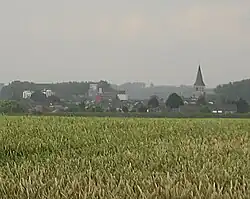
194 65 206 87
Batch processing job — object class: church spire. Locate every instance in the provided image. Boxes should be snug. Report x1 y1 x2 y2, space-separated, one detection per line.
194 65 205 87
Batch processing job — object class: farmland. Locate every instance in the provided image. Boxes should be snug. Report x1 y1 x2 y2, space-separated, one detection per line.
0 117 249 198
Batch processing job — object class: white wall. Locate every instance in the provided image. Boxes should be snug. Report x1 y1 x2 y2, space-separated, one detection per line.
117 94 128 101
42 89 55 97
23 90 33 99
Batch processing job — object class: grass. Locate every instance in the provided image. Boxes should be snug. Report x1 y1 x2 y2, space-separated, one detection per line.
0 116 249 198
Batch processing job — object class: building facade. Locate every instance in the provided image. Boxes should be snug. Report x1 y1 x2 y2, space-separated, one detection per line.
23 90 34 99
42 89 55 97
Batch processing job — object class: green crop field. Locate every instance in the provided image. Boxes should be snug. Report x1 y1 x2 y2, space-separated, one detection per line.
0 116 249 198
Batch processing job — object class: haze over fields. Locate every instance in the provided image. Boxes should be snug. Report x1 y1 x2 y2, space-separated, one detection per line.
0 1 250 87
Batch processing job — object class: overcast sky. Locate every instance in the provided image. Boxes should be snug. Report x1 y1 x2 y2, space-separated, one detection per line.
0 1 249 87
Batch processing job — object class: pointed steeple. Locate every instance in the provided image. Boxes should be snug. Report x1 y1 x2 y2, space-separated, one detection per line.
194 65 205 87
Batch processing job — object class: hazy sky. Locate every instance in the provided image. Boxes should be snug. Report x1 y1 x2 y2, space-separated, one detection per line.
0 1 250 87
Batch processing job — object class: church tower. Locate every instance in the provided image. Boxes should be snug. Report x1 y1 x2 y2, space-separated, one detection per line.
193 65 206 98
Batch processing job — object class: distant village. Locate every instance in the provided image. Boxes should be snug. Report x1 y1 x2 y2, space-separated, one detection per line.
5 65 237 115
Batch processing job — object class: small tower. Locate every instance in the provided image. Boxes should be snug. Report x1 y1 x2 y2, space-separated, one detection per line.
193 65 206 98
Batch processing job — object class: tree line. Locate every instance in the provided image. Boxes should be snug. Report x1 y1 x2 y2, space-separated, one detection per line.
0 80 115 100
0 93 248 114
1 78 250 114
215 79 250 102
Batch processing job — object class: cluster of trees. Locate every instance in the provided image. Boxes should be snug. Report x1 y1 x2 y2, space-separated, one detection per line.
113 82 214 100
30 91 61 104
198 95 249 113
121 92 249 113
146 93 249 114
0 100 30 114
2 78 250 103
67 102 105 113
1 78 250 115
0 80 115 100
215 79 250 102
65 93 185 113
0 95 249 115
146 93 184 111
234 98 249 113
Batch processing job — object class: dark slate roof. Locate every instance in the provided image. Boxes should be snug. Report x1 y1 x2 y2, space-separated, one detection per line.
194 65 205 86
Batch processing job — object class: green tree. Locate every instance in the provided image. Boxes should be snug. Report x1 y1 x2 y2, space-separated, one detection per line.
30 91 47 103
236 98 249 113
48 95 60 104
0 80 116 101
79 101 86 111
138 105 147 112
214 79 250 102
95 105 104 112
0 100 27 113
0 100 12 113
122 106 129 113
67 104 80 112
196 95 206 105
200 106 211 113
166 93 184 109
148 95 159 108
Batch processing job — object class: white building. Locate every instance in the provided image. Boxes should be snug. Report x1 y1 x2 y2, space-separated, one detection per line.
42 89 55 97
23 90 34 99
98 87 103 94
88 83 99 98
117 94 128 101
89 83 98 91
